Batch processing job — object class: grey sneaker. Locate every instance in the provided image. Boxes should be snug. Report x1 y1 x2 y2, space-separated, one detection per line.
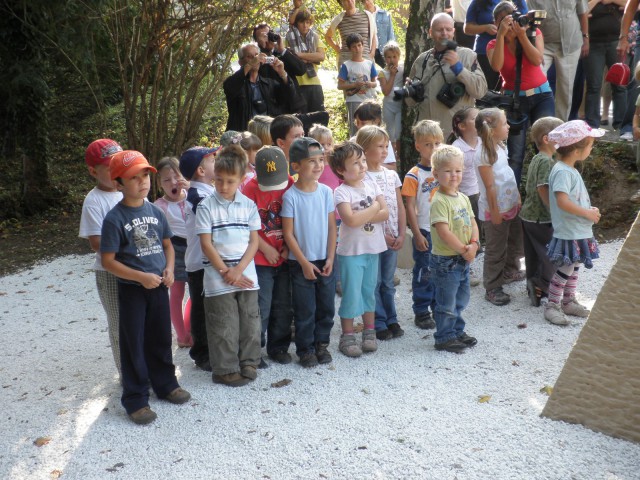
339 334 362 357
562 298 590 318
485 287 510 306
414 311 436 329
361 329 378 353
544 302 570 326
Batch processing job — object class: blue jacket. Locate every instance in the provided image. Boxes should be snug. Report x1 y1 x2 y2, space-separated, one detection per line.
374 9 395 52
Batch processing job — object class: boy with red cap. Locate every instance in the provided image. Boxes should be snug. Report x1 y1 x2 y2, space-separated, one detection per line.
79 139 124 377
101 150 191 425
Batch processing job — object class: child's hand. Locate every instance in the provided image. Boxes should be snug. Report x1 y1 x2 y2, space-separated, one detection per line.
162 269 174 288
392 234 405 250
384 233 397 249
414 232 429 251
280 245 289 260
388 64 398 75
302 260 321 280
462 243 477 262
490 210 503 225
220 265 254 288
140 272 163 289
587 207 601 224
320 261 333 277
263 244 281 265
178 177 190 191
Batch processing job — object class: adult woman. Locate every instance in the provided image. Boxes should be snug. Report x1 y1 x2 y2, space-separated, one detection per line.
325 0 376 70
286 8 326 112
464 0 528 90
487 1 554 185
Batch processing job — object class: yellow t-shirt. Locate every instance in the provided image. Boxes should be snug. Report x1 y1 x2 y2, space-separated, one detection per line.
430 190 474 257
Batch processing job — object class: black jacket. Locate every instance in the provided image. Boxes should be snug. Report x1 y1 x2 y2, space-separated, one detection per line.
259 47 308 113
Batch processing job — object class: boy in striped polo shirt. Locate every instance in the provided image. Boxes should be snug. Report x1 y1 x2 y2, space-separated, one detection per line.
195 145 262 387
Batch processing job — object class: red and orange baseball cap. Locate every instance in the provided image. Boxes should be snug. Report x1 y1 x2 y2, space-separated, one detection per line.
85 139 123 168
109 150 157 180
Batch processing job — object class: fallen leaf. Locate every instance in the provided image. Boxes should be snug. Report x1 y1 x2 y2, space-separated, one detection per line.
261 410 270 414
478 395 491 403
34 437 51 447
540 385 553 396
361 388 370 395
517 323 527 329
357 445 367 450
50 470 63 479
270 379 292 388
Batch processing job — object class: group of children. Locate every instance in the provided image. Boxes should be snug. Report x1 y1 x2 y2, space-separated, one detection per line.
80 95 604 424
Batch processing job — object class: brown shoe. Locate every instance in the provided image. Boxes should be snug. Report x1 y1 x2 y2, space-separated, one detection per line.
240 365 257 380
212 372 251 387
163 387 191 404
128 406 157 425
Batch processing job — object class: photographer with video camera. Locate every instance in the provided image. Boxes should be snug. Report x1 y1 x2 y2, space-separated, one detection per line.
404 13 488 140
487 1 554 186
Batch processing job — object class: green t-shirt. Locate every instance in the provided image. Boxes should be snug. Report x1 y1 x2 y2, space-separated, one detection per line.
520 152 553 223
430 191 474 256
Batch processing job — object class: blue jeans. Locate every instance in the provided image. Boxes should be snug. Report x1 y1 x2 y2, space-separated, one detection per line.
256 264 292 355
430 255 470 344
375 248 398 330
584 40 626 129
507 91 555 186
288 259 336 355
412 229 436 315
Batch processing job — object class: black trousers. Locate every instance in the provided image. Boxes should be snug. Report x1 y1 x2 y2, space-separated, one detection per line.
187 269 209 366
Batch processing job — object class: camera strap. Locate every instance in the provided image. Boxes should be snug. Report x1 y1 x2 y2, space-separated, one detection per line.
512 41 523 112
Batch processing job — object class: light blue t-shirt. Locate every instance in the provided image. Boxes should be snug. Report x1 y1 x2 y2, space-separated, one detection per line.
548 161 593 240
281 183 335 262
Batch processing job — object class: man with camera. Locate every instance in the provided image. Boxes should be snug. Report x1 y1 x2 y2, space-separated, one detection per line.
405 13 487 139
223 43 296 132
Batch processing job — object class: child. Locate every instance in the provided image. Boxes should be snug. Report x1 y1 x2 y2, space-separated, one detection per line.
180 146 219 372
79 138 123 376
248 115 274 149
195 145 262 386
401 120 442 330
282 137 337 367
430 145 480 352
356 125 406 340
519 117 563 307
475 108 524 306
451 107 482 286
330 141 388 357
352 100 397 171
544 120 604 325
338 33 378 137
101 150 191 425
377 41 404 158
154 157 192 347
309 124 339 191
270 114 305 160
242 146 295 365
220 131 263 190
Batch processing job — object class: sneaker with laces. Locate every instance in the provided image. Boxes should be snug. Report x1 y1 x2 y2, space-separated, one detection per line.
376 329 393 341
435 338 467 353
299 352 319 368
485 287 510 306
339 334 362 357
163 387 191 404
457 332 477 347
414 311 436 329
544 302 570 325
129 406 157 425
562 298 590 317
388 323 405 338
503 270 526 284
212 372 252 387
315 342 332 364
240 365 258 380
361 329 378 352
621 131 634 142
268 351 292 364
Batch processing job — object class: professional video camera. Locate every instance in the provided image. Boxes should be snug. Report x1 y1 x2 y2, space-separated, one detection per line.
511 10 547 36
393 80 425 102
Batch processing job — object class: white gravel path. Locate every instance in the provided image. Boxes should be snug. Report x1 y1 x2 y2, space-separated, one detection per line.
1 239 639 480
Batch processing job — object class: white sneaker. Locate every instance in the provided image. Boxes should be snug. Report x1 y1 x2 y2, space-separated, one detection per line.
544 302 570 326
562 298 590 318
620 132 634 142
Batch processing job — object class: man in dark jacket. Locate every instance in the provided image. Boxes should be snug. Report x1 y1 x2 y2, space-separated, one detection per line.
223 43 296 132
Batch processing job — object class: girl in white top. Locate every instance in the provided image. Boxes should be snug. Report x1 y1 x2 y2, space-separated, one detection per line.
154 157 192 348
377 41 404 158
357 125 406 340
475 108 524 307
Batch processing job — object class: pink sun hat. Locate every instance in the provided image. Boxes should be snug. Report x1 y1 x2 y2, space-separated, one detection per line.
548 120 605 149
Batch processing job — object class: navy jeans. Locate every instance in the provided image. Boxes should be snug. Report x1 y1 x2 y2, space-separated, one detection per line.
507 91 555 186
187 269 209 366
375 248 398 330
584 40 626 129
118 283 179 414
288 259 336 356
430 255 470 344
412 229 436 315
256 263 293 355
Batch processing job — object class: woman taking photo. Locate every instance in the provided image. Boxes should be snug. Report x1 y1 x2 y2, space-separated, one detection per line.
487 0 555 185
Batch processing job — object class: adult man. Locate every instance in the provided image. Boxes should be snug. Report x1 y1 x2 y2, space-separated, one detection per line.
527 0 589 121
223 43 296 132
405 13 487 140
363 0 396 68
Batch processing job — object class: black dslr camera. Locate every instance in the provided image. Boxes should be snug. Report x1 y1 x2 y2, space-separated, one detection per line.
511 10 547 35
393 80 425 102
267 30 281 43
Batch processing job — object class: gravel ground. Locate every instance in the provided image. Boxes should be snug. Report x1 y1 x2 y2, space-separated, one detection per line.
1 239 639 480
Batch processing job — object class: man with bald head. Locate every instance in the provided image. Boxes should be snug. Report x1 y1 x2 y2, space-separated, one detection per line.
405 13 487 139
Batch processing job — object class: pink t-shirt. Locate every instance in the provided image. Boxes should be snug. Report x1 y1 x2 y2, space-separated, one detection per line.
487 30 547 91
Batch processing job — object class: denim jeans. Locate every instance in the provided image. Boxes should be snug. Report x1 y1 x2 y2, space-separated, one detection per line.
256 264 292 356
187 269 209 365
507 91 555 186
430 255 470 344
412 229 436 315
288 259 336 355
375 248 398 330
584 40 626 129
